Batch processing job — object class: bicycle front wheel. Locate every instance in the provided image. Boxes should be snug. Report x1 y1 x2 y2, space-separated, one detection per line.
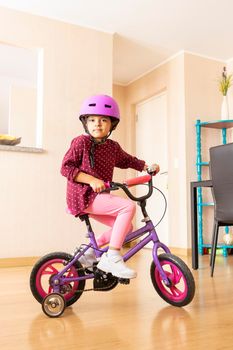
150 253 195 307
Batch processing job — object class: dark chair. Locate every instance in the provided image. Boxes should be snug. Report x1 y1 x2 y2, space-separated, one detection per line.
209 142 233 276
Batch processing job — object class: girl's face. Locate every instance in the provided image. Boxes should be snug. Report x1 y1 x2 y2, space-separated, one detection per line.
86 115 111 141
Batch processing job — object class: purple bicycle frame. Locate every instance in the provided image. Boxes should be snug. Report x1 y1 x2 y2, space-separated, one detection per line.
51 219 171 289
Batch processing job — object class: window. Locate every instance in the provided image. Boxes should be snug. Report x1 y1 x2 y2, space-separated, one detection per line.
0 43 43 147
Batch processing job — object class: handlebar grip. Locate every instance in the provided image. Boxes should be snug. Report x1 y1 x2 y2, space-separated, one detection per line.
104 181 111 189
123 174 152 187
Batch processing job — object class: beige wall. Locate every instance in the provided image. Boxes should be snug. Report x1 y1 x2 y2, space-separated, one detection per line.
0 7 113 258
184 54 226 246
114 52 225 250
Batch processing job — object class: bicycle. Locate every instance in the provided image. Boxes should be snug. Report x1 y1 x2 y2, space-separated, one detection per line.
30 169 195 317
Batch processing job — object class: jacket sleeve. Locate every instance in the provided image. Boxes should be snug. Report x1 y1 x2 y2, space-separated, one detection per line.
115 142 145 171
60 136 84 182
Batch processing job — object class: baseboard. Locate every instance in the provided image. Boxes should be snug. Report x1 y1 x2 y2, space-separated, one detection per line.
143 246 191 257
0 256 39 268
168 247 191 257
0 247 192 268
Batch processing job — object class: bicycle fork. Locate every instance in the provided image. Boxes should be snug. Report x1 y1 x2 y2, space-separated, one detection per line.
122 220 172 286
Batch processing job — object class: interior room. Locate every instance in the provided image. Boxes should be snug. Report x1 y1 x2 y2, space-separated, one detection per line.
1 1 233 349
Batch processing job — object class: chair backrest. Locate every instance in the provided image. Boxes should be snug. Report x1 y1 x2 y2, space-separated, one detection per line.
209 142 233 223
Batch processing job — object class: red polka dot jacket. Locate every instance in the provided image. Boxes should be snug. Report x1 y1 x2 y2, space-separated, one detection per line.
60 135 145 216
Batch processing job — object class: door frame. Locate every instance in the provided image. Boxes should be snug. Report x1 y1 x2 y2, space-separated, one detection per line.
135 92 169 246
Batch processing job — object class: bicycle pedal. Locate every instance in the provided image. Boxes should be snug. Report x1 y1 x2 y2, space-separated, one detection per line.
118 278 130 285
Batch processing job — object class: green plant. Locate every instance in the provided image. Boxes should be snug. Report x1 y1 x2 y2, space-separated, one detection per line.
219 66 233 96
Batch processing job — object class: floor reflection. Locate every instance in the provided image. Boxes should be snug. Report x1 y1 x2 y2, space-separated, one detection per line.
28 307 123 350
150 306 193 348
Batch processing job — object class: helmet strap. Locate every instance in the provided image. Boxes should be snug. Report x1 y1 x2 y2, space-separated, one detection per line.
89 130 112 168
80 117 114 168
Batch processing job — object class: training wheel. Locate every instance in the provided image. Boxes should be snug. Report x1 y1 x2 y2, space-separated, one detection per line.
42 293 66 318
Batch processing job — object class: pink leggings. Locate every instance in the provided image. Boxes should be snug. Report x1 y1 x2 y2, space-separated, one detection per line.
84 193 136 249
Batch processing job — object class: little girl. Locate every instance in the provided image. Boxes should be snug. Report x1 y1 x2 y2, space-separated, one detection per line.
61 94 159 279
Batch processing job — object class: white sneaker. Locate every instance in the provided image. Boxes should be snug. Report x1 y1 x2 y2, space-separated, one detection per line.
97 253 137 279
78 248 97 268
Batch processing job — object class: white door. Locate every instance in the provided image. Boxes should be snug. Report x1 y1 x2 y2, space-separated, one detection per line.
136 93 169 246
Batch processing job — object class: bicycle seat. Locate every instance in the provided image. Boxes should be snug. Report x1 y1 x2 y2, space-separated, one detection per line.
79 213 89 221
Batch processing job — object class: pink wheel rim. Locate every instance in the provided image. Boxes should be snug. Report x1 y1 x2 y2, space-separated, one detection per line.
154 260 188 302
35 258 79 301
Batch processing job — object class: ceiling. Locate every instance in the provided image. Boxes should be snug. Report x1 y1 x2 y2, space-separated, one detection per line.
0 0 232 85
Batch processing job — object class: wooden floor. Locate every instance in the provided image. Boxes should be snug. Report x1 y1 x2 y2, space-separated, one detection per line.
1 249 233 350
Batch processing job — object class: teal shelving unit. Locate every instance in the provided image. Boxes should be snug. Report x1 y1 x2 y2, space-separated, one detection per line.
196 119 233 256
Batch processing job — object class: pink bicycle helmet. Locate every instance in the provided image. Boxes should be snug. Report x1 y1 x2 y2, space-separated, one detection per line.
79 94 120 168
79 94 120 130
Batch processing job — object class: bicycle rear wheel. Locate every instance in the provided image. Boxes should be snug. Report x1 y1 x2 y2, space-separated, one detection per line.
30 252 86 307
150 253 195 307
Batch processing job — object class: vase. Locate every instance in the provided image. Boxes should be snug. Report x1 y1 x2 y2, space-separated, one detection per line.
221 95 229 120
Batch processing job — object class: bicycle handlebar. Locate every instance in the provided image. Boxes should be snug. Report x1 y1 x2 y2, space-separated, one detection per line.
103 171 156 202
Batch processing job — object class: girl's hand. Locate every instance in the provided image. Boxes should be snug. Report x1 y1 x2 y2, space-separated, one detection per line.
90 178 106 193
144 163 160 174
